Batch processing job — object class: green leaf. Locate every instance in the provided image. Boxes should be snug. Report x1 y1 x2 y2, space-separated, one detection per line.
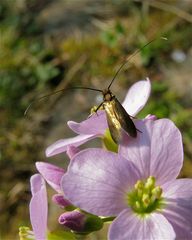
48 231 76 240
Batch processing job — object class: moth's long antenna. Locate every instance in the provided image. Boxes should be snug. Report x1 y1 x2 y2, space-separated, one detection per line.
24 86 102 116
108 37 167 90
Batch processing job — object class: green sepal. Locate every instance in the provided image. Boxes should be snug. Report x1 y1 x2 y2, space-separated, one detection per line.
64 204 76 211
74 214 103 235
102 129 118 152
48 231 75 240
83 214 103 232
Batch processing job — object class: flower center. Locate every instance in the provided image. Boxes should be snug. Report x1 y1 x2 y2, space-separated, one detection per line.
127 176 164 215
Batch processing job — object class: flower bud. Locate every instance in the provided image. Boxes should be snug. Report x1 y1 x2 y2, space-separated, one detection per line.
19 226 34 240
58 210 103 234
52 194 71 208
59 210 86 232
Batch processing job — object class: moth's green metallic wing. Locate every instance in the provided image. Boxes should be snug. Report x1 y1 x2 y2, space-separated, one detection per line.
103 97 137 143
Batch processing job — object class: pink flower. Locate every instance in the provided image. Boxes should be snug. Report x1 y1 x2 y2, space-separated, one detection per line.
29 174 48 240
62 119 192 239
35 161 71 208
29 159 83 235
46 79 151 157
33 160 104 234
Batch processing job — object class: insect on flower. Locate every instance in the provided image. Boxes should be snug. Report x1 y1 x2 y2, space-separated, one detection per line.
95 87 138 143
24 38 167 143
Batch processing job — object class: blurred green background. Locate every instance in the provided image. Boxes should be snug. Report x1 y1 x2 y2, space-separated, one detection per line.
0 0 192 239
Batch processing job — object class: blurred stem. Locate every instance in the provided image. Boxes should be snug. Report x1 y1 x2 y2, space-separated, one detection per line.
142 0 149 19
141 0 149 31
148 0 192 23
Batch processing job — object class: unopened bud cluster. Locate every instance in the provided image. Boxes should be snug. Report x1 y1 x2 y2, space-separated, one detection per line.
19 227 35 240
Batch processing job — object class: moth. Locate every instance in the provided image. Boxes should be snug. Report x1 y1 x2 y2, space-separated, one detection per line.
25 38 167 143
90 37 167 142
100 88 137 143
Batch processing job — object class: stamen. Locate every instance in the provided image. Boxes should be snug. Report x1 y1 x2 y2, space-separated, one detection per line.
135 201 141 210
127 176 163 214
135 180 144 190
145 176 155 190
142 194 150 207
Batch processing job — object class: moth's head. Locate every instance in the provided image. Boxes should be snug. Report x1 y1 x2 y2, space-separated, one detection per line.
103 89 114 102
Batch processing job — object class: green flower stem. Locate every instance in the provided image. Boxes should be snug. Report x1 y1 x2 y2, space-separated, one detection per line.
101 216 115 222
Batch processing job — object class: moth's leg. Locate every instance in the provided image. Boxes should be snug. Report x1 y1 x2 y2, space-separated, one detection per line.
88 102 104 118
95 102 104 113
136 128 142 133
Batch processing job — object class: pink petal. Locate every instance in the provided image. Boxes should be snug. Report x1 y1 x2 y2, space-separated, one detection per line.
109 209 176 240
163 179 192 200
145 114 157 121
122 78 151 116
66 146 80 160
29 174 47 240
68 110 107 135
162 179 192 238
119 119 183 185
162 203 192 239
36 162 64 192
62 148 140 216
46 134 98 157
